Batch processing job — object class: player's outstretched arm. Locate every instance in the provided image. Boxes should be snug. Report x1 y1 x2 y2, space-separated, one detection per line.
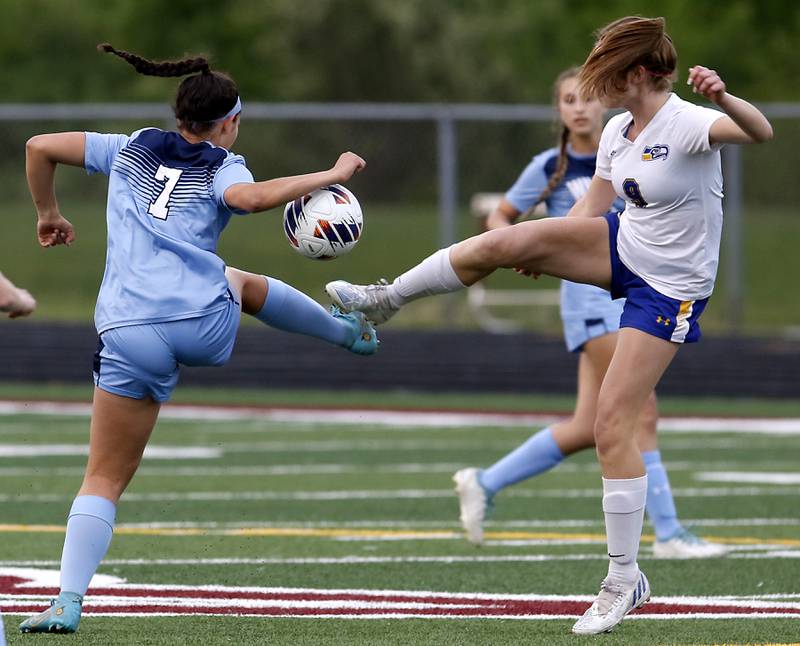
26 133 83 247
687 66 773 145
566 176 617 218
225 152 366 214
0 272 36 319
486 200 522 230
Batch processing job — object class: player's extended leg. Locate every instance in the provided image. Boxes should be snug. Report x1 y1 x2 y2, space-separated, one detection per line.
573 328 679 635
225 267 377 355
635 391 728 558
20 388 160 634
454 341 607 544
327 217 611 324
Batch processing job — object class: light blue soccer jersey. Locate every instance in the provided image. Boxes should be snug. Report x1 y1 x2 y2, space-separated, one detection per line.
84 128 254 334
505 146 625 321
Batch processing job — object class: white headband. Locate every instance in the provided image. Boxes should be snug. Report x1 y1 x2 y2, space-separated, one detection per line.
214 96 242 122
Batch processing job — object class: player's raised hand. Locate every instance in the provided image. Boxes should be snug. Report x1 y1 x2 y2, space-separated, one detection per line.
687 66 726 104
331 152 366 183
37 213 75 248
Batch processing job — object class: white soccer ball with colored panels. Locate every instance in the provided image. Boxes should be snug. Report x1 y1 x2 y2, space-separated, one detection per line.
283 185 363 260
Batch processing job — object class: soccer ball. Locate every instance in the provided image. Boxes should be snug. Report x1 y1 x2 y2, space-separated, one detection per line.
283 185 363 260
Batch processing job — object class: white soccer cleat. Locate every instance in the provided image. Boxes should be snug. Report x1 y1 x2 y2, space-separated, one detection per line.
653 528 728 559
453 468 491 545
325 279 399 325
572 572 650 635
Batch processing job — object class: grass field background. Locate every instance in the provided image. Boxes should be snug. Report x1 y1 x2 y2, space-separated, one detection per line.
0 385 798 644
4 196 800 334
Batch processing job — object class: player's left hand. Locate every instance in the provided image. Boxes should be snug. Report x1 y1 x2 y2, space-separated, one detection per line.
37 213 75 248
687 66 726 104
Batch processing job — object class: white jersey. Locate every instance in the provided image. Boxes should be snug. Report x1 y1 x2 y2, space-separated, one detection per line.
596 93 726 301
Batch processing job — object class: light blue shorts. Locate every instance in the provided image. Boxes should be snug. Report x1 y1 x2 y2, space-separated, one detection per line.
562 313 621 353
93 291 241 402
560 279 624 353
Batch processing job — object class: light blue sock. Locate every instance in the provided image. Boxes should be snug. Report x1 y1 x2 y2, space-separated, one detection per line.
59 495 116 596
255 277 350 347
643 450 682 541
479 427 564 496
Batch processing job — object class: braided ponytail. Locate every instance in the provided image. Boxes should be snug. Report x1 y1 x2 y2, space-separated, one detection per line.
533 125 570 209
98 43 239 135
517 68 579 221
98 43 210 77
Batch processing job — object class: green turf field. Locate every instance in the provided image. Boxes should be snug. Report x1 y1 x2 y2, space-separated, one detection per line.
0 387 798 644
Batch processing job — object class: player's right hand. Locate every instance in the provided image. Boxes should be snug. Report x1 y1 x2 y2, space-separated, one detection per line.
514 267 541 279
332 152 366 183
5 288 36 318
37 213 75 247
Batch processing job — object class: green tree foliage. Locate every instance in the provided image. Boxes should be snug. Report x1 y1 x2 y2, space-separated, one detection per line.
0 0 796 103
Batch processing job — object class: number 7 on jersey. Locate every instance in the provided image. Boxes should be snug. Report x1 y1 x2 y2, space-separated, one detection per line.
148 165 183 220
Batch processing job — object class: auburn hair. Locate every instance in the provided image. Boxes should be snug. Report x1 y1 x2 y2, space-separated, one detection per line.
578 16 677 100
98 43 239 135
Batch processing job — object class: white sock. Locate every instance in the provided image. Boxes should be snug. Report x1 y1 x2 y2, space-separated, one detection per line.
59 495 116 596
387 246 466 307
602 475 647 585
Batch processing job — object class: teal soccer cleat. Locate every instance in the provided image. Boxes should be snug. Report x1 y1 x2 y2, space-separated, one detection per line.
331 306 379 355
19 591 83 634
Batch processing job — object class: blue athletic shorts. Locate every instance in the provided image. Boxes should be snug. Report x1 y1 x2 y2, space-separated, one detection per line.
604 213 708 344
93 290 241 402
563 313 621 353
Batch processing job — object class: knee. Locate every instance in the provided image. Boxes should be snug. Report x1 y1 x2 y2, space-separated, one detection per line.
639 392 659 432
80 472 133 503
242 274 268 316
470 229 519 268
226 267 267 315
593 401 628 462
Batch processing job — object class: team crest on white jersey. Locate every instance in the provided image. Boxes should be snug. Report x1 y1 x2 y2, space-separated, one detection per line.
642 144 669 161
565 176 592 201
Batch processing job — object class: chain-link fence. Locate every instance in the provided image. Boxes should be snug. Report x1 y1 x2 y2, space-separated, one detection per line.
1 102 797 335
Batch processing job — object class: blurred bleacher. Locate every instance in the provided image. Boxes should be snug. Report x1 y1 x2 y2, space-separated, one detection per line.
1 321 798 398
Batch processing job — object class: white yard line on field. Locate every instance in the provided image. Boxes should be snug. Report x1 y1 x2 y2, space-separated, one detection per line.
0 463 467 477
0 461 796 478
0 444 221 459
0 438 791 456
1 400 800 434
1 486 799 504
112 517 800 529
696 472 800 485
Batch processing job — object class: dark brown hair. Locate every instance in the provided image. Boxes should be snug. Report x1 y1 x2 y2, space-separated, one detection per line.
579 16 677 100
98 43 239 135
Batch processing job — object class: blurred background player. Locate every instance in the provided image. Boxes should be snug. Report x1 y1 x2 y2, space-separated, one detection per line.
0 272 35 319
19 45 376 634
0 206 36 646
453 67 726 560
325 15 772 635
